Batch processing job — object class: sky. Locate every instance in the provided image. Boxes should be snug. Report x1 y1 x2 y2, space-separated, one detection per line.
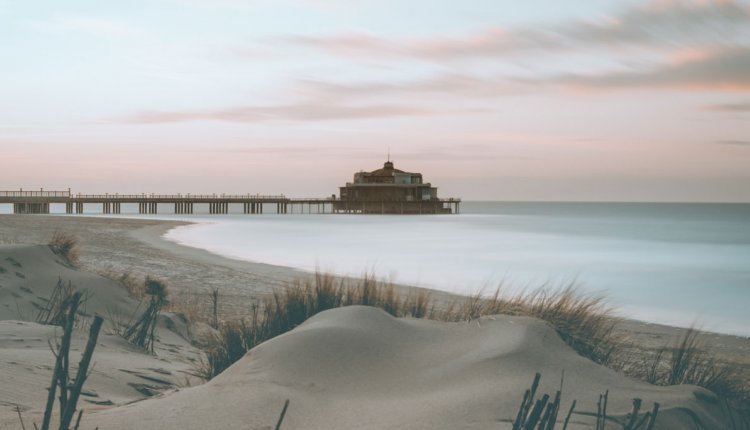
1 0 749 201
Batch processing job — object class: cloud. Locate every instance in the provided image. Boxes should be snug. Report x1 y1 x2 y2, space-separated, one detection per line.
563 0 750 49
292 46 750 101
286 29 522 60
169 0 345 8
706 100 750 112
285 1 750 61
121 102 441 124
538 46 750 91
219 144 368 155
215 142 532 162
717 140 750 146
298 74 522 100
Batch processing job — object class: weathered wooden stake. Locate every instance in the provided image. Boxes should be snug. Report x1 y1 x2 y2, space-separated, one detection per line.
561 400 576 430
211 288 219 329
41 292 82 430
59 315 103 430
274 399 290 430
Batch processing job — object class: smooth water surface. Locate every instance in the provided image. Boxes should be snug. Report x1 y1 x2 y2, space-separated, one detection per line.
161 202 750 336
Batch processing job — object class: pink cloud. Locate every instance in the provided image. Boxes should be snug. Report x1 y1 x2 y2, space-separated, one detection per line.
541 46 750 92
121 102 441 124
284 1 750 61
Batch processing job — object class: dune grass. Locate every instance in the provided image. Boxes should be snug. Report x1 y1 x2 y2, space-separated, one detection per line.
192 271 750 415
620 327 749 409
437 286 621 365
48 231 80 267
196 272 620 379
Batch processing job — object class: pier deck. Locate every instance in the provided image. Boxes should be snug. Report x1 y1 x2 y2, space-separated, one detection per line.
0 190 460 215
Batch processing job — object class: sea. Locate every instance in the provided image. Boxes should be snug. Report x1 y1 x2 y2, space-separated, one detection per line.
6 201 750 336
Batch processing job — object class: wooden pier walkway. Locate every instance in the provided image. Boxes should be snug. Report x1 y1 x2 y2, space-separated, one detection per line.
0 189 460 215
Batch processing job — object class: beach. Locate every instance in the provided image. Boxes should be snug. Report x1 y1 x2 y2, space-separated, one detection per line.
1 214 749 429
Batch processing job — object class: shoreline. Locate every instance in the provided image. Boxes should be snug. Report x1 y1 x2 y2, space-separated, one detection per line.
0 214 454 318
1 214 749 365
129 210 750 339
159 216 750 338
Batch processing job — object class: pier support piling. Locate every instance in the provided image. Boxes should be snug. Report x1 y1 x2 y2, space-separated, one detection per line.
13 202 51 214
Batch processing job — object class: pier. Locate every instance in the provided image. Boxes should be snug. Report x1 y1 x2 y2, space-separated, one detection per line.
0 189 460 215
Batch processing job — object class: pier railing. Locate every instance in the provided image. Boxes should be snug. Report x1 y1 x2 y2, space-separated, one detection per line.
73 193 287 199
1 190 460 214
0 190 71 198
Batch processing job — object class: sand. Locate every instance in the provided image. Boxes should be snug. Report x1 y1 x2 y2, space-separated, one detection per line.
86 307 736 429
0 243 205 428
1 214 749 429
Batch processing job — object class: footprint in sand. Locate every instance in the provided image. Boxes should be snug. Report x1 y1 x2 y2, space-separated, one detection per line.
5 257 22 268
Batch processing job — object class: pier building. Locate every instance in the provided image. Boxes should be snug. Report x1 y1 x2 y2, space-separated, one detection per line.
333 160 459 214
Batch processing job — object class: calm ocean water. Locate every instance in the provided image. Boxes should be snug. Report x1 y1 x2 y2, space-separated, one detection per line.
6 202 749 335
159 201 750 336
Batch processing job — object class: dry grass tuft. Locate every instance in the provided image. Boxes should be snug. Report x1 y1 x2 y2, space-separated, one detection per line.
198 273 620 379
166 291 205 323
118 272 145 299
186 271 748 411
434 285 620 365
518 287 620 365
48 231 80 266
621 327 749 411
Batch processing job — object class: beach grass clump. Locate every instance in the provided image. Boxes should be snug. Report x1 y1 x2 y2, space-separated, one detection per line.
436 285 620 365
199 274 405 378
117 272 146 299
198 273 620 379
626 327 749 408
195 271 749 410
519 287 620 366
166 291 205 324
48 230 80 266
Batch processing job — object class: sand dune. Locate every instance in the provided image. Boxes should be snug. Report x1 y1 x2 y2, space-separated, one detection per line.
0 244 203 428
87 306 730 429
